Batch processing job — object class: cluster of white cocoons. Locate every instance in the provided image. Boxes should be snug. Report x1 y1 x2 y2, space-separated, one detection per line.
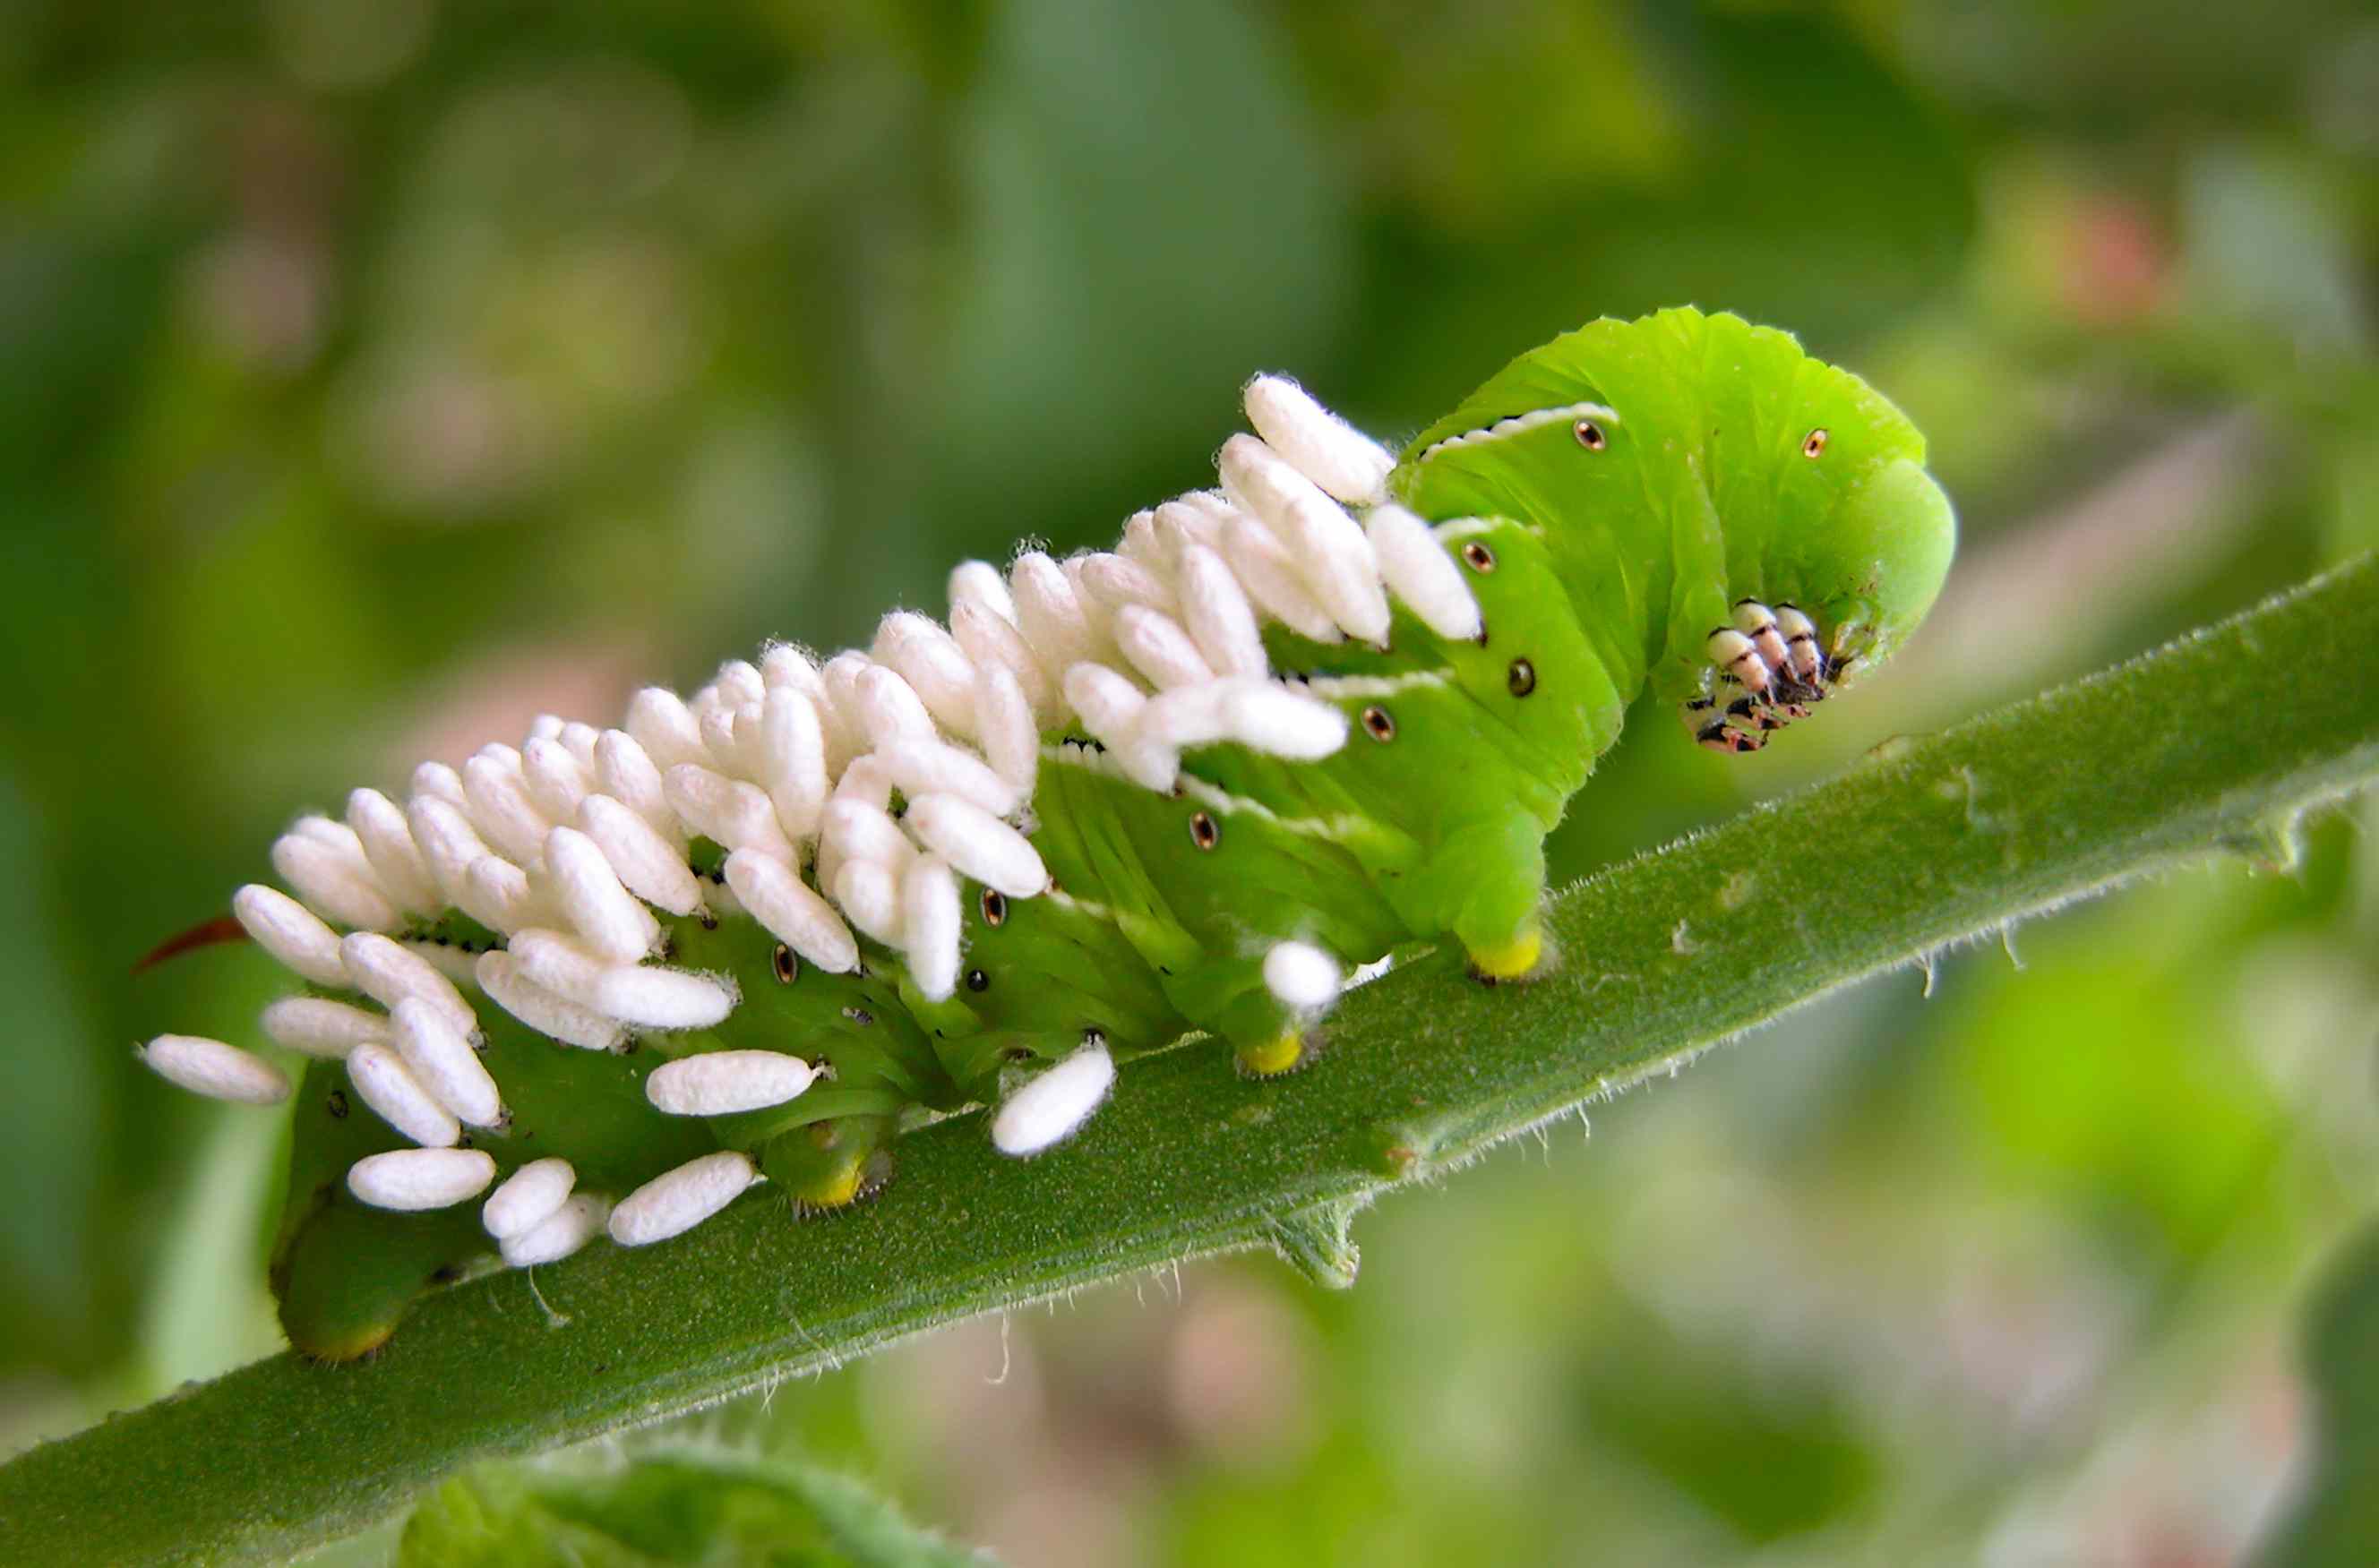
142 375 1478 1257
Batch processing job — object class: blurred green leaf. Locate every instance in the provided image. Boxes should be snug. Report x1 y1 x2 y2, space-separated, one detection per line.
2255 1221 2379 1565
399 1451 992 1568
0 769 102 1369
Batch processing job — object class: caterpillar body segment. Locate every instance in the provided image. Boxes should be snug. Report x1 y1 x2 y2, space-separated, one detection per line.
141 306 1955 1358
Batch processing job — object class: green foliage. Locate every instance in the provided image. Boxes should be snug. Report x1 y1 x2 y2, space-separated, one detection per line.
2260 1223 2379 1566
399 1452 992 1568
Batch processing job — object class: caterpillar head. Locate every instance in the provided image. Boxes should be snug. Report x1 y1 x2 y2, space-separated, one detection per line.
1752 361 1955 687
1395 306 1954 747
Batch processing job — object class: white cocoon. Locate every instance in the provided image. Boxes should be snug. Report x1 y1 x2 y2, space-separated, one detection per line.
260 997 389 1058
645 1050 819 1116
141 1034 288 1105
232 884 349 989
992 1041 1116 1156
502 1194 612 1267
390 997 503 1128
483 1157 577 1240
348 1147 496 1212
346 1041 460 1147
904 794 1048 899
724 849 858 973
608 1151 757 1247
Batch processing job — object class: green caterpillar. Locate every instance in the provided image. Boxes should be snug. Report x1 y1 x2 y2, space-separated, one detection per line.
137 306 1954 1360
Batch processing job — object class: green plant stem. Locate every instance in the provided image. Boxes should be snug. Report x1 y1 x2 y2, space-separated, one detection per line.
7 556 2378 1567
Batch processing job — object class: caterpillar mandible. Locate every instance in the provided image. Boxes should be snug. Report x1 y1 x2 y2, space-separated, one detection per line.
137 306 1956 1360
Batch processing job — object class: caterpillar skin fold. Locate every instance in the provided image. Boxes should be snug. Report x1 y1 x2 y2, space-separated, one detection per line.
140 306 1955 1360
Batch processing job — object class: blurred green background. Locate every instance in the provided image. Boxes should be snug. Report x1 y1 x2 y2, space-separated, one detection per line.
4 0 2375 1562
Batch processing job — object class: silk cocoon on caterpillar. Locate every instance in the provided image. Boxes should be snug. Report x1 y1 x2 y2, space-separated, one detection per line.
138 306 1955 1360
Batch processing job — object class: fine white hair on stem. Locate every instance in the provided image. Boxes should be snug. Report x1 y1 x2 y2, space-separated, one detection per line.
389 998 503 1128
645 1050 819 1116
992 1040 1116 1156
260 996 387 1058
1263 939 1342 1013
1242 373 1396 503
347 1147 496 1212
483 1157 576 1240
724 849 858 973
140 1034 289 1105
608 1151 757 1247
231 884 350 989
345 1041 460 1147
339 931 478 1041
502 1193 612 1267
476 949 626 1053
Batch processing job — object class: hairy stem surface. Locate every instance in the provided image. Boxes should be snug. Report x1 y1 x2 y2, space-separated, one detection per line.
7 555 2377 1566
